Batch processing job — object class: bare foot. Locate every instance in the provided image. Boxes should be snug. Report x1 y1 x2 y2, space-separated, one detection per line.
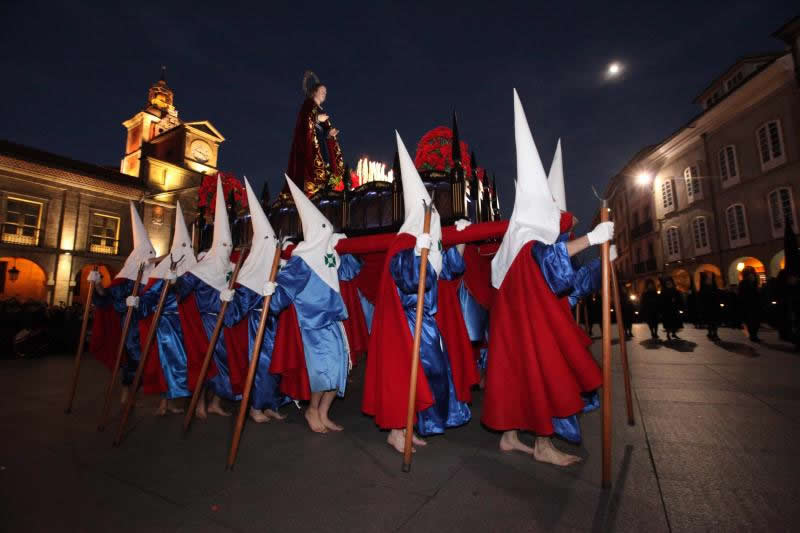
264 408 286 420
320 414 343 432
249 407 271 423
155 399 168 416
387 429 414 454
412 433 427 447
120 386 130 406
304 407 328 433
166 400 184 414
195 402 208 420
499 430 534 455
208 397 232 417
533 437 582 466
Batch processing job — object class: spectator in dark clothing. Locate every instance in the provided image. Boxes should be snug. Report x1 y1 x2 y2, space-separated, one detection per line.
738 266 762 342
660 277 683 340
621 288 634 338
699 272 721 341
641 279 661 340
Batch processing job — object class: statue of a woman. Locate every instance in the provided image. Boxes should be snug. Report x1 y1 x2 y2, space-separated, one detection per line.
286 71 345 197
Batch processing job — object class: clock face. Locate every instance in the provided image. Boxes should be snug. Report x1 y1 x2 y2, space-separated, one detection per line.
190 140 212 163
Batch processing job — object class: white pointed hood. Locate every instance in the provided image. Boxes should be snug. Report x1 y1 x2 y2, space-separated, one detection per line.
116 202 156 281
396 131 443 274
548 138 567 211
150 201 197 279
187 177 233 291
237 178 279 294
285 175 342 292
491 89 561 288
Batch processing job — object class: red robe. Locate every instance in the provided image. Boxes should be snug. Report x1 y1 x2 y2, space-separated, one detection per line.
436 275 480 403
89 278 127 372
269 304 311 401
481 241 602 434
177 292 219 390
285 98 345 196
339 278 369 367
362 234 435 429
138 279 167 395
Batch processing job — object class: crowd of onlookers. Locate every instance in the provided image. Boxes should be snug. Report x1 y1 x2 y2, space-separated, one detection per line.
0 298 84 358
584 266 800 347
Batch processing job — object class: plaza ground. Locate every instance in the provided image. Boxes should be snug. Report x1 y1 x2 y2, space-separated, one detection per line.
2 323 799 532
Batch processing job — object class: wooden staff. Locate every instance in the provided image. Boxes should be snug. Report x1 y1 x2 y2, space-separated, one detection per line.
226 240 282 470
600 203 613 489
113 255 182 446
183 247 248 433
97 263 146 432
65 265 99 414
402 200 434 473
610 260 635 426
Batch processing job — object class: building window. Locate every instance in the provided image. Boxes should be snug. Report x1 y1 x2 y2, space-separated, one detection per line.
89 213 120 255
665 226 681 261
768 187 797 238
726 204 750 248
756 120 786 171
718 145 739 187
661 179 675 213
725 71 744 92
692 216 711 255
684 166 702 202
2 196 42 246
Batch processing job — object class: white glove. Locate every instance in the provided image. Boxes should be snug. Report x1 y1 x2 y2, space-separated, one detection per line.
587 221 614 246
263 281 277 297
87 270 101 283
609 244 618 262
415 233 432 255
455 219 471 231
219 288 235 302
165 270 178 283
126 296 139 308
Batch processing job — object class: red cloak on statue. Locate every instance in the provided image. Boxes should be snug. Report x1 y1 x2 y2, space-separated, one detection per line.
481 240 601 435
285 98 345 196
362 234 435 429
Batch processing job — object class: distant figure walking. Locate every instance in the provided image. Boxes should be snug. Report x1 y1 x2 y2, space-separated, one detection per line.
641 279 660 340
699 273 721 341
660 277 683 340
738 266 762 343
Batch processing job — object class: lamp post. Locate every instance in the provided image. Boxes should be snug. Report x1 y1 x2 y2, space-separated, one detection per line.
8 258 20 282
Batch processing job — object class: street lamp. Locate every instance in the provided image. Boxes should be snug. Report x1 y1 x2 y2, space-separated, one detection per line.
8 258 20 282
636 172 653 186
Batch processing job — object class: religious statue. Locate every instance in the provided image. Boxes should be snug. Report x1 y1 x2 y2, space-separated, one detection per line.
286 71 346 197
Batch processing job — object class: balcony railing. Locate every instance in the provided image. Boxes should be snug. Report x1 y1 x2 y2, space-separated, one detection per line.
630 219 653 239
89 237 119 255
1 224 40 246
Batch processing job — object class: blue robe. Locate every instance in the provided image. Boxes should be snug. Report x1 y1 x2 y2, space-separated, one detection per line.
391 247 471 436
223 285 290 411
137 280 190 399
176 273 239 401
531 233 602 442
94 280 141 385
269 257 348 396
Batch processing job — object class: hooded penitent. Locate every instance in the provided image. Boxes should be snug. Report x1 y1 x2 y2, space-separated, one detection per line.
285 175 342 292
116 202 157 281
149 201 197 279
237 177 278 293
490 89 561 289
548 138 567 212
396 132 443 274
187 177 233 291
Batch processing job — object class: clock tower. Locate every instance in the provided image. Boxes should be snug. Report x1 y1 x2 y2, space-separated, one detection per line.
119 68 224 192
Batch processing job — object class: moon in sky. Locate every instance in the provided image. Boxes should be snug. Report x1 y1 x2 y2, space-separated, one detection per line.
604 61 624 81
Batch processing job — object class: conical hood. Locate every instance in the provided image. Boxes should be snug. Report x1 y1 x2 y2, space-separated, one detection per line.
285 175 342 292
116 202 156 281
396 131 443 274
491 89 560 288
150 201 197 279
187 177 233 291
237 178 279 294
548 138 567 211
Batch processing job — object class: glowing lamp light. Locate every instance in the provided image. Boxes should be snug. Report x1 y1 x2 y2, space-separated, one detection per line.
636 172 653 186
772 301 777 305
356 157 393 184
634 311 639 315
679 310 684 314
720 303 725 308
657 290 661 295
629 294 637 301
736 262 745 272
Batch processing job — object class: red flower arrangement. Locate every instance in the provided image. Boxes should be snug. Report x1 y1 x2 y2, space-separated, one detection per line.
197 172 248 213
414 126 472 176
333 169 361 192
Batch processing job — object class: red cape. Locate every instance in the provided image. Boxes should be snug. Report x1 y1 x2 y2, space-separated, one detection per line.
339 278 369 367
177 292 219 390
481 241 601 434
269 303 311 401
224 314 250 396
138 279 167 394
362 234 434 429
89 277 130 373
462 244 494 310
436 275 480 403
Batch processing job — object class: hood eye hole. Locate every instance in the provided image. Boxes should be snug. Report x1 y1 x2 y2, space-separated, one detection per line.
322 223 326 228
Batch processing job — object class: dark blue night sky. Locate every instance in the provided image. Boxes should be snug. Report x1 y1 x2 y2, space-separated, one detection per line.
1 1 796 232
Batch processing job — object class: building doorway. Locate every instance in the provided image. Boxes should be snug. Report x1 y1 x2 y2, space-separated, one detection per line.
0 257 47 302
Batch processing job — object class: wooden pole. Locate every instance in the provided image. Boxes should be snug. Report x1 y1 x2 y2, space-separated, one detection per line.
402 201 433 473
600 203 613 489
183 248 248 433
97 264 145 431
65 265 98 414
611 262 635 426
113 259 179 446
226 242 282 470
